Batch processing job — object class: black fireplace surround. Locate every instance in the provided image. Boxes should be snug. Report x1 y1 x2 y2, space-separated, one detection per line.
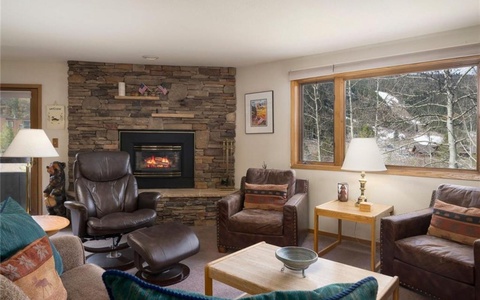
119 130 195 188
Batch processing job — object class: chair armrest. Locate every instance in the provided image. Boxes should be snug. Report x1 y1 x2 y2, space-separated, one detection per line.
283 180 309 245
217 191 244 219
138 191 161 210
474 239 480 300
64 200 88 239
50 235 86 272
381 208 433 241
380 208 432 276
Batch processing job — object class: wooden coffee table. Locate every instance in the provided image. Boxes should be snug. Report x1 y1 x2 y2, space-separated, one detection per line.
205 242 399 300
32 215 70 236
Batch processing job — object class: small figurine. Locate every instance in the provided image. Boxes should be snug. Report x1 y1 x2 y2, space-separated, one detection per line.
43 161 67 216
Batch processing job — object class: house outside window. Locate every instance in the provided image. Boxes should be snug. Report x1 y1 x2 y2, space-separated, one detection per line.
291 56 480 180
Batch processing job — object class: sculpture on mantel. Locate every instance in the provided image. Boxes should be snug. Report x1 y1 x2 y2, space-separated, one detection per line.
43 161 67 217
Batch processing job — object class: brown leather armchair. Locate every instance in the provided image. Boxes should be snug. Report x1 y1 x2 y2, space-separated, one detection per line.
380 184 479 300
64 151 160 269
217 168 308 252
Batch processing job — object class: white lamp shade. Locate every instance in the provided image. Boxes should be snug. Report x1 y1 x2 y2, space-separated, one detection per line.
341 138 386 172
3 129 59 158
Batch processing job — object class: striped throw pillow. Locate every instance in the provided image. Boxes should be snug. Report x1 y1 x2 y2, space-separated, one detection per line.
244 183 288 211
427 199 480 245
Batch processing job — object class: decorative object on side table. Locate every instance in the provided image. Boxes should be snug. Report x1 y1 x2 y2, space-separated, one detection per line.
341 138 386 206
3 129 59 213
337 182 348 202
275 246 318 278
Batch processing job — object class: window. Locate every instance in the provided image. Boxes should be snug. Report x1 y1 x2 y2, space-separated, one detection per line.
291 56 480 180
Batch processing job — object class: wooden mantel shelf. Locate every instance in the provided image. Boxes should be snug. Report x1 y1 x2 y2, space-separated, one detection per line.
114 95 159 100
151 113 195 118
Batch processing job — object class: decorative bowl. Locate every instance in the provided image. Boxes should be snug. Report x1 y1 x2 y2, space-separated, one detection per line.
275 246 318 277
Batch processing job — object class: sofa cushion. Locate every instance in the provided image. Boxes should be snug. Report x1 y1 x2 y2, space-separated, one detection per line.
0 236 67 299
228 209 283 235
428 199 480 245
102 269 378 300
244 183 288 211
0 197 63 275
395 234 474 285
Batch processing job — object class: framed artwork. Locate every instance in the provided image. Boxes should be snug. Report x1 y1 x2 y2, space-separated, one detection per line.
245 90 274 134
46 105 65 129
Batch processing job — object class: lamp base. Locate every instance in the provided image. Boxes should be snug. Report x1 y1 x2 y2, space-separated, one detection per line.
355 195 367 207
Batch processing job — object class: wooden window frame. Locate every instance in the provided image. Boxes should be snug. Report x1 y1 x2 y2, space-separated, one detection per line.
0 84 43 214
291 56 480 181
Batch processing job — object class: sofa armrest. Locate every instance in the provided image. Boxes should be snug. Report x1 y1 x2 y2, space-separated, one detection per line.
64 200 88 239
137 191 161 210
50 235 86 272
474 239 480 300
0 274 29 300
380 208 433 276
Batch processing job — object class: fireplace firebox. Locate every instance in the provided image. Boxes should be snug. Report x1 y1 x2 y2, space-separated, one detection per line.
119 130 194 188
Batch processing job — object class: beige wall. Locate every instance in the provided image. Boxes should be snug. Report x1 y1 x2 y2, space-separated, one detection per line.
235 26 480 240
1 61 69 204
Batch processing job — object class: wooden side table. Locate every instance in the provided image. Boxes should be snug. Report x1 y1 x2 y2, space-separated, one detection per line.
32 215 70 236
313 200 394 271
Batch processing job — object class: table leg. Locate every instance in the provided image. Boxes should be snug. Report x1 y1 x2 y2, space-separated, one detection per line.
204 265 213 296
314 211 319 253
337 219 342 243
370 221 376 271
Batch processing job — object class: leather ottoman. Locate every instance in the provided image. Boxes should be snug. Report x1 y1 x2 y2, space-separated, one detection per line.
127 223 200 286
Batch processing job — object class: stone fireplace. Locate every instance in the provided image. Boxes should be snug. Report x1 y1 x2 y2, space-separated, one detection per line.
119 130 195 188
67 61 236 190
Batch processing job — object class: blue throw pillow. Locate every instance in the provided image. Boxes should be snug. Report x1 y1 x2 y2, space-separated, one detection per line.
102 269 378 300
0 197 63 275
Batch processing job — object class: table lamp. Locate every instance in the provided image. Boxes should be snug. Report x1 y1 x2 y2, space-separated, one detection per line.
341 138 386 206
3 129 59 213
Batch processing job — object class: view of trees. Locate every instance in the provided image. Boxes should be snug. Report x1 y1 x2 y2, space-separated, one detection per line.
302 65 478 170
0 97 30 153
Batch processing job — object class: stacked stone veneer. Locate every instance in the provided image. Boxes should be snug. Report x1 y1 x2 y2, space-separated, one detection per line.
67 61 236 189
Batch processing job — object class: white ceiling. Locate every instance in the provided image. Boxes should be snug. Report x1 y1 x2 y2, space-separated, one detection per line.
1 0 480 67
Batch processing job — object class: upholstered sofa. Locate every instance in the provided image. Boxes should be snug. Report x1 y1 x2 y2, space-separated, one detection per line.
1 235 109 300
380 184 479 300
217 168 309 252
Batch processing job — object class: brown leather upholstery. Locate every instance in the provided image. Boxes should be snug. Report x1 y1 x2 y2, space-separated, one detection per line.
380 184 480 300
217 168 308 252
65 151 160 243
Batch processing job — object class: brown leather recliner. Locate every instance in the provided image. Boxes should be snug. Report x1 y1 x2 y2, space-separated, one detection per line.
217 168 309 252
380 184 480 300
64 151 160 269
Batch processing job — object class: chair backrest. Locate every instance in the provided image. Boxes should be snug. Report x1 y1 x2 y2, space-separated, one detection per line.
430 183 480 208
74 151 138 218
244 168 297 199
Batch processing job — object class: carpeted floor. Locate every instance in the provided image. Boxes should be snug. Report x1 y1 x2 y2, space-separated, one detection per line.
61 225 430 299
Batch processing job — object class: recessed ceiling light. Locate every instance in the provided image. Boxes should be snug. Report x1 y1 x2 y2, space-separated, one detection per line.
142 55 159 61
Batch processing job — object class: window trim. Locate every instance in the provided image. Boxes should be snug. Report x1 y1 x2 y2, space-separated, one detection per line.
290 55 480 181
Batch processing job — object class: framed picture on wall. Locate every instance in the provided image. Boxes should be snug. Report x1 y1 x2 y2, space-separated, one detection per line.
46 105 65 129
245 90 274 134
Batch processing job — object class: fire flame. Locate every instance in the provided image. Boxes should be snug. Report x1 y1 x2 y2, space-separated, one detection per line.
144 155 171 168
